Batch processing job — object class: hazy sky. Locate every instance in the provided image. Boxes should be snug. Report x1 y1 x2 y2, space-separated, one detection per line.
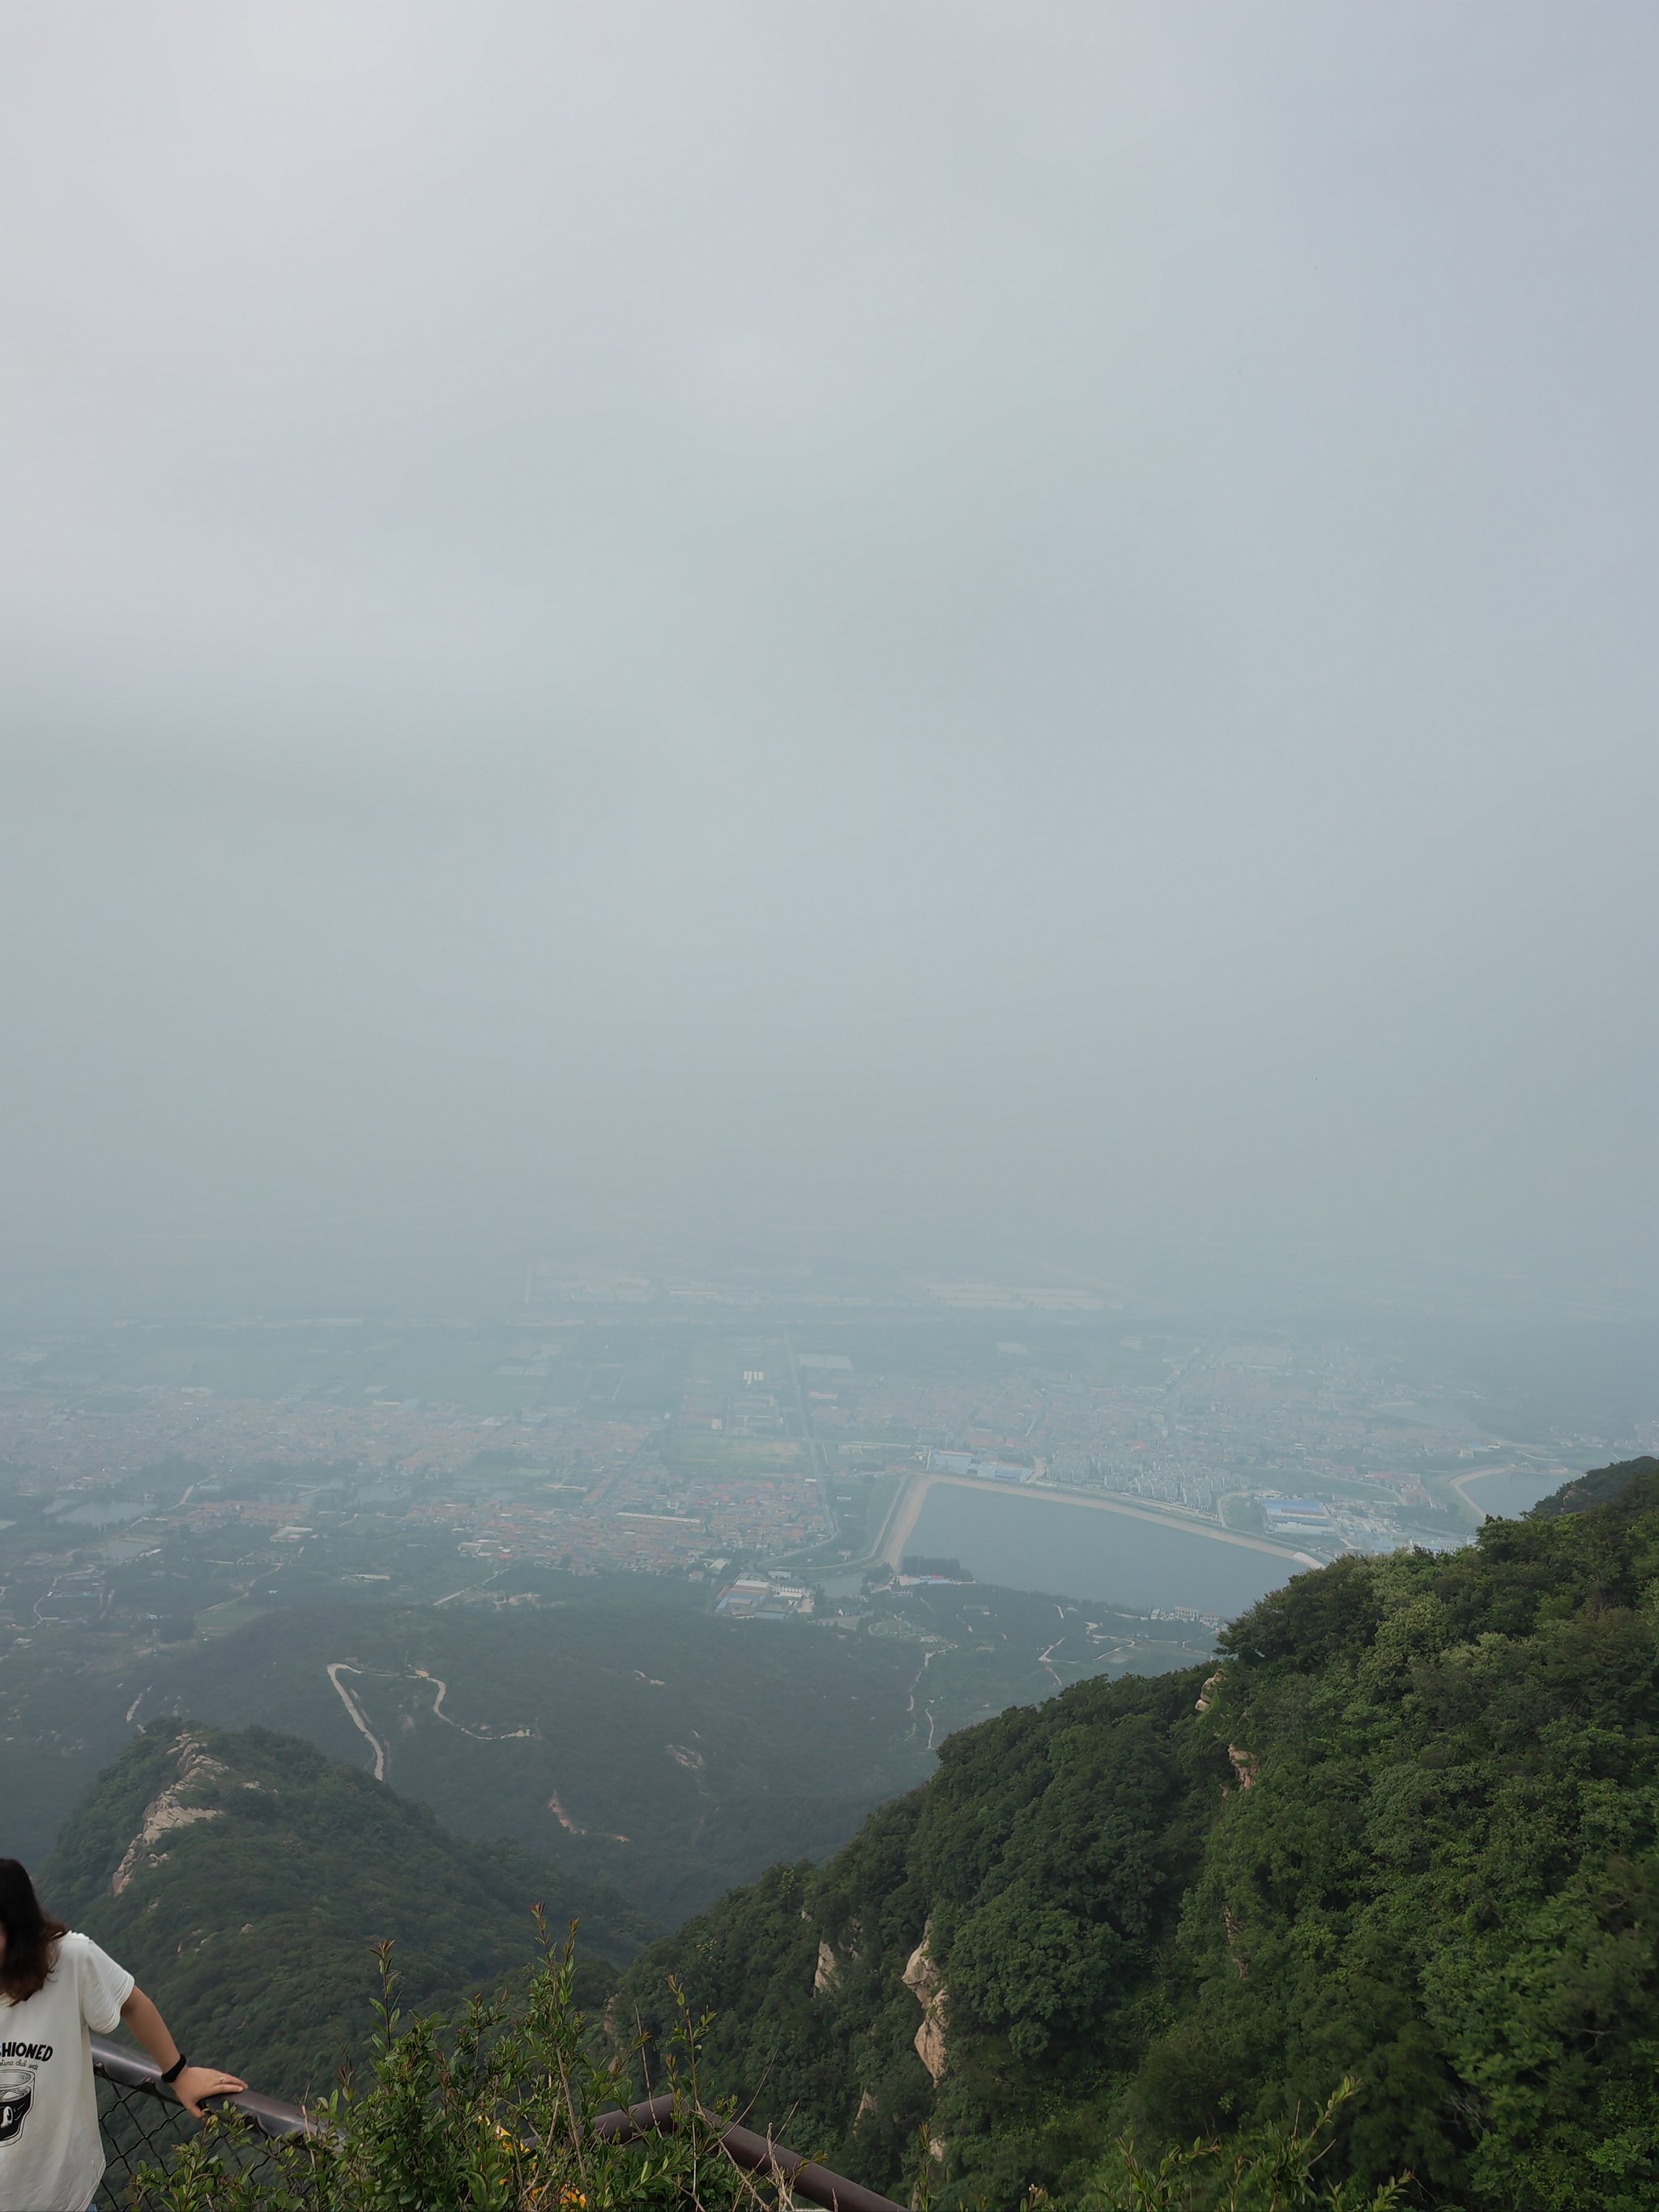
2 5 1655 1311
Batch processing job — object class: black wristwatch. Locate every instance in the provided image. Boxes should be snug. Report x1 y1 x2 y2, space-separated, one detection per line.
160 2054 188 2086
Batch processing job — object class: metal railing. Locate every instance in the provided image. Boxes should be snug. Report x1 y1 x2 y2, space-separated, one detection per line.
597 2091 907 2212
91 2037 313 2206
91 2039 906 2212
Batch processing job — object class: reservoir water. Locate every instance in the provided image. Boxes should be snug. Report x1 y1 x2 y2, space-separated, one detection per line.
905 1484 1305 1619
46 1498 151 1529
1458 1466 1568 1521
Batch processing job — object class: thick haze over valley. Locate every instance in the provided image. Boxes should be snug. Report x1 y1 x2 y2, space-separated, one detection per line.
10 28 1659 2202
2 4 1656 1314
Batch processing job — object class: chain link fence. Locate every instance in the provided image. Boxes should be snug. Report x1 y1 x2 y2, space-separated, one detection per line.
91 2035 314 2209
91 2038 905 2212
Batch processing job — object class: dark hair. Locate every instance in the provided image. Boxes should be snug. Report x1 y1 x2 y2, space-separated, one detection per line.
0 1860 67 2003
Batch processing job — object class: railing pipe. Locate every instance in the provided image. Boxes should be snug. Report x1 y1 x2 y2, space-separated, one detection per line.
595 2091 909 2212
92 2041 907 2212
90 2035 314 2139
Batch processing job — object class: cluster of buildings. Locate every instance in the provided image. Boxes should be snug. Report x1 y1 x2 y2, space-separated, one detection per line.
7 1319 1653 1615
714 1575 814 1618
444 1457 830 1575
1258 1494 1334 1539
0 1386 637 1489
784 1341 1586 1560
0 1375 835 1586
924 1448 1034 1483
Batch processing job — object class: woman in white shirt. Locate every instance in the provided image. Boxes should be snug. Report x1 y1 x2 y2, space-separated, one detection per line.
0 1858 245 2212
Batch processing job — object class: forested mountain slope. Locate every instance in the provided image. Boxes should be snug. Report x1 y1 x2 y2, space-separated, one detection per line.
135 1594 936 1922
36 1722 649 2101
1529 1451 1657 1519
616 1457 1659 2210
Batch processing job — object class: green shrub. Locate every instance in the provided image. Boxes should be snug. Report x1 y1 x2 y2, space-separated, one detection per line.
132 1924 790 2212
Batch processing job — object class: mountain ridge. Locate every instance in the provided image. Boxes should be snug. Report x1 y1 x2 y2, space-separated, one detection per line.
38 1720 650 2101
616 1455 1659 2209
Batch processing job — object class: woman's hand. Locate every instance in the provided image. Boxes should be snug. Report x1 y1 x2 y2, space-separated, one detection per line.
119 1984 247 2117
173 2064 248 2118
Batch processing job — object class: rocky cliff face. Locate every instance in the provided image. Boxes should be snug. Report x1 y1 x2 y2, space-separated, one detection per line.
109 1733 226 1894
901 1923 949 2083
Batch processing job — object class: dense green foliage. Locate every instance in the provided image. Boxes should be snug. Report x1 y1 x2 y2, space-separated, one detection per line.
129 1932 770 2212
128 1939 1405 2212
41 1723 648 2100
1528 1453 1657 1520
617 1458 1659 2209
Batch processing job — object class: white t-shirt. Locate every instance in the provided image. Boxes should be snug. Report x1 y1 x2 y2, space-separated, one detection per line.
0 1933 134 2212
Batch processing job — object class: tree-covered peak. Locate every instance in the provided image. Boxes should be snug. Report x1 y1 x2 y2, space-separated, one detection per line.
617 1459 1659 2208
37 1720 650 2101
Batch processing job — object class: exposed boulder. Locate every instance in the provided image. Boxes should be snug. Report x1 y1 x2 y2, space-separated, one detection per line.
902 1921 949 2082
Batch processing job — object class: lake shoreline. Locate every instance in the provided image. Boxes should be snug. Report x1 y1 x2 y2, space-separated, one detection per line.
879 1473 1321 1617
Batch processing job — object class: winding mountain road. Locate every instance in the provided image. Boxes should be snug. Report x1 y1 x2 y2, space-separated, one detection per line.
326 1660 388 1782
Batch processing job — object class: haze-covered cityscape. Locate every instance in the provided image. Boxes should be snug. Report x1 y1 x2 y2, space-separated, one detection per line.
8 1270 1652 1617
8 1254 1654 1861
